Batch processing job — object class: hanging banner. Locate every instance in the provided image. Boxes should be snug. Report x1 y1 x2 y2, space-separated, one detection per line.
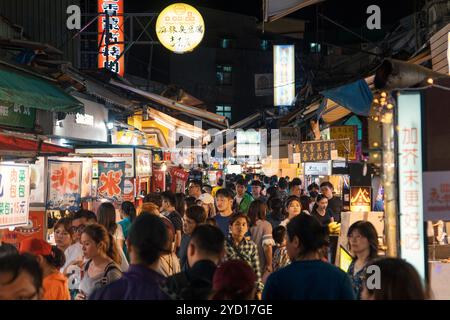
350 187 372 212
135 148 152 177
163 151 172 162
397 92 426 281
47 161 82 212
153 170 166 192
76 148 134 178
98 0 125 76
97 161 125 202
50 157 93 199
170 167 189 193
0 164 30 229
153 149 164 163
274 45 295 106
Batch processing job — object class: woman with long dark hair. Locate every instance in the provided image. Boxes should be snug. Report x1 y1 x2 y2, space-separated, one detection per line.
97 202 129 272
248 200 275 282
77 224 122 299
118 201 136 261
347 221 379 299
263 214 355 300
266 198 285 229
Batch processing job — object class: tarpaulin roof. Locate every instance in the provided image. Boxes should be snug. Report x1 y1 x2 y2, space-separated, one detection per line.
264 0 324 22
0 64 83 113
0 132 73 154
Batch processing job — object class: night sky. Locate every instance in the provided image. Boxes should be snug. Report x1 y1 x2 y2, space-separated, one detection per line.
125 0 416 27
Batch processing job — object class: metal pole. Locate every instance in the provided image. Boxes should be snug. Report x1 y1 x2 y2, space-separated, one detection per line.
382 110 398 257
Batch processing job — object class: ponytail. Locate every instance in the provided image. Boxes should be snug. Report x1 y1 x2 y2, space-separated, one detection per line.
121 201 136 223
44 246 66 269
107 233 122 266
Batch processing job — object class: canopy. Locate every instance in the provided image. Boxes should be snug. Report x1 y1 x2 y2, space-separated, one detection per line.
0 132 73 154
0 64 83 113
264 0 324 22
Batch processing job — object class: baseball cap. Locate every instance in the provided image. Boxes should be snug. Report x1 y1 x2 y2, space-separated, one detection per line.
19 238 52 256
198 193 215 205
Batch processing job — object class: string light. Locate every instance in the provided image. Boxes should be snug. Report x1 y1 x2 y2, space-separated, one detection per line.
427 78 434 85
381 92 387 98
387 103 393 109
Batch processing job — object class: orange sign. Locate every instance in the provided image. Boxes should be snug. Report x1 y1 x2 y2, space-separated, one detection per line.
98 0 125 76
350 187 371 212
1 209 46 248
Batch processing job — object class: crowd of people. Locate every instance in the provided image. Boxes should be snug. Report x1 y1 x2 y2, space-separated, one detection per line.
0 173 430 300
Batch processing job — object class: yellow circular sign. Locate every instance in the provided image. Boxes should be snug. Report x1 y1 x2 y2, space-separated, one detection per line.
156 3 205 54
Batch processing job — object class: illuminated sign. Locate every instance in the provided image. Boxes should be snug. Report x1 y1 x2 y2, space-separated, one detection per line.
350 187 371 212
156 3 205 54
304 162 330 176
75 113 94 126
236 130 261 156
330 126 357 160
397 92 426 280
98 0 125 76
274 45 295 106
339 246 353 272
0 164 30 229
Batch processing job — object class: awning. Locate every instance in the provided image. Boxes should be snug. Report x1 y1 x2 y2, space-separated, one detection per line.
264 0 324 22
0 64 83 113
110 79 228 128
0 131 74 155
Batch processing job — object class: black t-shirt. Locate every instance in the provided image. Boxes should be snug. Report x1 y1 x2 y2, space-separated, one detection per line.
327 196 343 222
167 211 183 231
311 208 334 226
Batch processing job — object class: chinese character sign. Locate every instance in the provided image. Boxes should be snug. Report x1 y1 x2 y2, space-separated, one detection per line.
98 0 124 76
397 93 425 280
47 161 82 212
152 170 166 192
0 164 30 229
330 126 357 160
156 3 205 54
97 161 125 201
423 171 450 220
170 167 189 193
274 45 295 106
300 139 348 163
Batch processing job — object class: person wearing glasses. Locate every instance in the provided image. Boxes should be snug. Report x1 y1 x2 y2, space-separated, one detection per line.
188 180 203 200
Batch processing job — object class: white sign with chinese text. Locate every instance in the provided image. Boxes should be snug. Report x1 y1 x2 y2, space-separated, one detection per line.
397 92 426 280
274 45 295 106
423 171 450 221
0 164 30 229
156 3 205 54
304 162 330 176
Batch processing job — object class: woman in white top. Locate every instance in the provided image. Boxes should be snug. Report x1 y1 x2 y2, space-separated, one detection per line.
97 202 129 272
76 224 122 299
280 196 302 227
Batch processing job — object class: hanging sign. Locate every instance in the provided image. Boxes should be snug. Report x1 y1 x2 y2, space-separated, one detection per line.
397 92 426 281
98 0 125 76
156 3 205 54
47 161 82 212
300 139 349 163
170 167 189 193
0 164 30 229
97 161 125 202
350 187 372 212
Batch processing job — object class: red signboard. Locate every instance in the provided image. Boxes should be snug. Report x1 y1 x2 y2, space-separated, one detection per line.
1 209 46 249
152 170 166 192
170 167 189 194
98 0 125 76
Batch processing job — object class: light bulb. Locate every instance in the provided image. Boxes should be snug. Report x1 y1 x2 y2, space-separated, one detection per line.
427 78 434 85
381 92 387 98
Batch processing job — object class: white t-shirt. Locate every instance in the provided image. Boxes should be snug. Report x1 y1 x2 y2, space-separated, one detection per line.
61 242 83 273
113 224 128 272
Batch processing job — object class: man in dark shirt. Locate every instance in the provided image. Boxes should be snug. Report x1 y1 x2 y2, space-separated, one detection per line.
320 181 343 223
178 206 207 271
90 214 169 300
163 225 225 300
214 188 235 236
161 191 183 251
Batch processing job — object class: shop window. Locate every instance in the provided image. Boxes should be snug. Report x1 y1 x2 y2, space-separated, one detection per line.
310 42 321 53
216 105 232 120
260 39 270 51
216 65 232 85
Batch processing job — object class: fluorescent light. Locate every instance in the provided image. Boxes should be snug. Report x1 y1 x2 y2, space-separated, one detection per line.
107 122 114 130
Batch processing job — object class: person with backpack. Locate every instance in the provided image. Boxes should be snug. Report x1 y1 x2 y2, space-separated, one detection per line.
162 224 225 299
76 224 122 300
90 214 170 300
